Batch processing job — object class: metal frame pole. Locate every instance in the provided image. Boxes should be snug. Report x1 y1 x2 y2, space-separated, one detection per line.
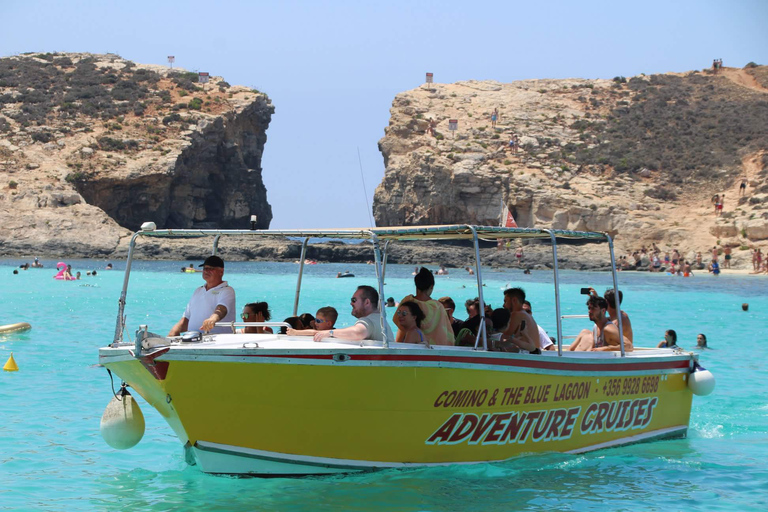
381 240 390 282
212 234 221 255
469 226 488 351
606 234 626 357
371 234 389 348
113 232 141 345
543 230 564 356
293 238 309 316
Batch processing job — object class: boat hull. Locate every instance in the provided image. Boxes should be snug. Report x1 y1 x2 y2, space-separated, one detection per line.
101 345 694 475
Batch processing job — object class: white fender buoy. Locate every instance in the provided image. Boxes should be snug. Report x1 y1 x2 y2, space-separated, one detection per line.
688 364 716 396
100 387 145 449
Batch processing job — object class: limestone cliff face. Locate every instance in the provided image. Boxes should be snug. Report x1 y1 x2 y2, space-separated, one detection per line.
75 98 273 230
374 69 768 261
0 53 273 257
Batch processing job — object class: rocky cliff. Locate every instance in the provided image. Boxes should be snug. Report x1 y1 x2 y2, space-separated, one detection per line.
0 53 273 256
374 67 768 266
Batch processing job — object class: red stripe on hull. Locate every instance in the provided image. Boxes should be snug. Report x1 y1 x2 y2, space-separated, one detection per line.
219 353 690 372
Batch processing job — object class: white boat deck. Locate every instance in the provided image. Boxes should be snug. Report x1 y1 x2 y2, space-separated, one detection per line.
106 332 688 360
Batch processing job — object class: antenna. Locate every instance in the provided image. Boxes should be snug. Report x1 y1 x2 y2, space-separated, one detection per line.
357 147 374 227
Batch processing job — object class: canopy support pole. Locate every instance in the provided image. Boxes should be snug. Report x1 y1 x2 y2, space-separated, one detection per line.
543 230 564 356
469 226 488 351
293 238 309 316
113 232 141 345
606 234 626 357
371 234 390 348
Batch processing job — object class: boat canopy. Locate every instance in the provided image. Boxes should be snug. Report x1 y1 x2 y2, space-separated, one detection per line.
134 224 609 243
116 223 625 358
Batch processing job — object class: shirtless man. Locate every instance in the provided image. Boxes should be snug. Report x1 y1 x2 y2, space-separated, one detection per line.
569 296 633 352
570 287 633 349
603 288 633 344
723 246 732 269
502 287 540 352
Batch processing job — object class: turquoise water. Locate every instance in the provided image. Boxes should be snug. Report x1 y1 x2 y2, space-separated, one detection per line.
1 259 767 511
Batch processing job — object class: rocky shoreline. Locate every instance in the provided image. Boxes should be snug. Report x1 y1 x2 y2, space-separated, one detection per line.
2 236 615 271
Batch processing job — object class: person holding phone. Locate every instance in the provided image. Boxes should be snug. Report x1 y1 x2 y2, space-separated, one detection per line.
581 286 633 344
569 295 633 352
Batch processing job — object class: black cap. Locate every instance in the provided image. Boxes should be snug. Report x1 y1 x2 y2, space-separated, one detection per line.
199 255 224 268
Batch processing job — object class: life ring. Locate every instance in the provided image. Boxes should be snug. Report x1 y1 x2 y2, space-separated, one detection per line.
0 322 32 334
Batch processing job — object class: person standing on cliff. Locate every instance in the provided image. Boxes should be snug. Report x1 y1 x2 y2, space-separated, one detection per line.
491 108 498 128
740 178 748 196
169 255 236 335
711 194 720 216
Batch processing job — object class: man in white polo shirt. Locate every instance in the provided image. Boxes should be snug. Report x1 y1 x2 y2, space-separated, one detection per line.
169 255 236 335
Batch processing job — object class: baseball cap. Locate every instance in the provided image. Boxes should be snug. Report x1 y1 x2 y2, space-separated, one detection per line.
199 255 224 268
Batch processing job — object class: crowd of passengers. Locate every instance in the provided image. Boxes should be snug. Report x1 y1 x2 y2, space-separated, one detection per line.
169 256 633 353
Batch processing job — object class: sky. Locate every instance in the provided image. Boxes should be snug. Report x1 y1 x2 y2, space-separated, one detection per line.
1 0 766 228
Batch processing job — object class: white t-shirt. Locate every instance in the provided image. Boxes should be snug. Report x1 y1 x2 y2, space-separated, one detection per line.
184 281 236 334
538 325 554 350
356 311 395 342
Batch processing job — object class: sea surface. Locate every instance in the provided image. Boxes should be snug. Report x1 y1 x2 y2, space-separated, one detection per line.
1 258 767 511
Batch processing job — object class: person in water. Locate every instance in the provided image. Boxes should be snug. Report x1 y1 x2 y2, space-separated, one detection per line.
657 329 678 348
394 301 427 345
395 267 454 345
169 255 236 335
696 333 708 348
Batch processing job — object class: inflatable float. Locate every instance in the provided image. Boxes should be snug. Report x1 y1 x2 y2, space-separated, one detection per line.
0 322 32 334
54 262 76 280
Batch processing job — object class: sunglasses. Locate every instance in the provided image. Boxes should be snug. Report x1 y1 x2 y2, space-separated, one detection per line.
396 310 410 317
315 318 327 324
351 297 358 303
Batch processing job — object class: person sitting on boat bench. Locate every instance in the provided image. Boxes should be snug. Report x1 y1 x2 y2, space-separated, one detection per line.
169 255 236 336
501 287 541 352
306 285 394 342
595 288 633 344
239 302 273 334
522 300 555 351
395 267 454 346
569 296 633 352
288 306 338 336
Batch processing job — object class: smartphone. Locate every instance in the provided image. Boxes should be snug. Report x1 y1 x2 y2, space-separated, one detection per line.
580 288 591 295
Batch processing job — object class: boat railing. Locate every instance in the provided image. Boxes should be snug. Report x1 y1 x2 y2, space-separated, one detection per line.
213 322 292 334
560 314 589 340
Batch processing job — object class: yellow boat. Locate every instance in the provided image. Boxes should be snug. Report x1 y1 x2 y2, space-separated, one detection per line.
99 224 713 475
